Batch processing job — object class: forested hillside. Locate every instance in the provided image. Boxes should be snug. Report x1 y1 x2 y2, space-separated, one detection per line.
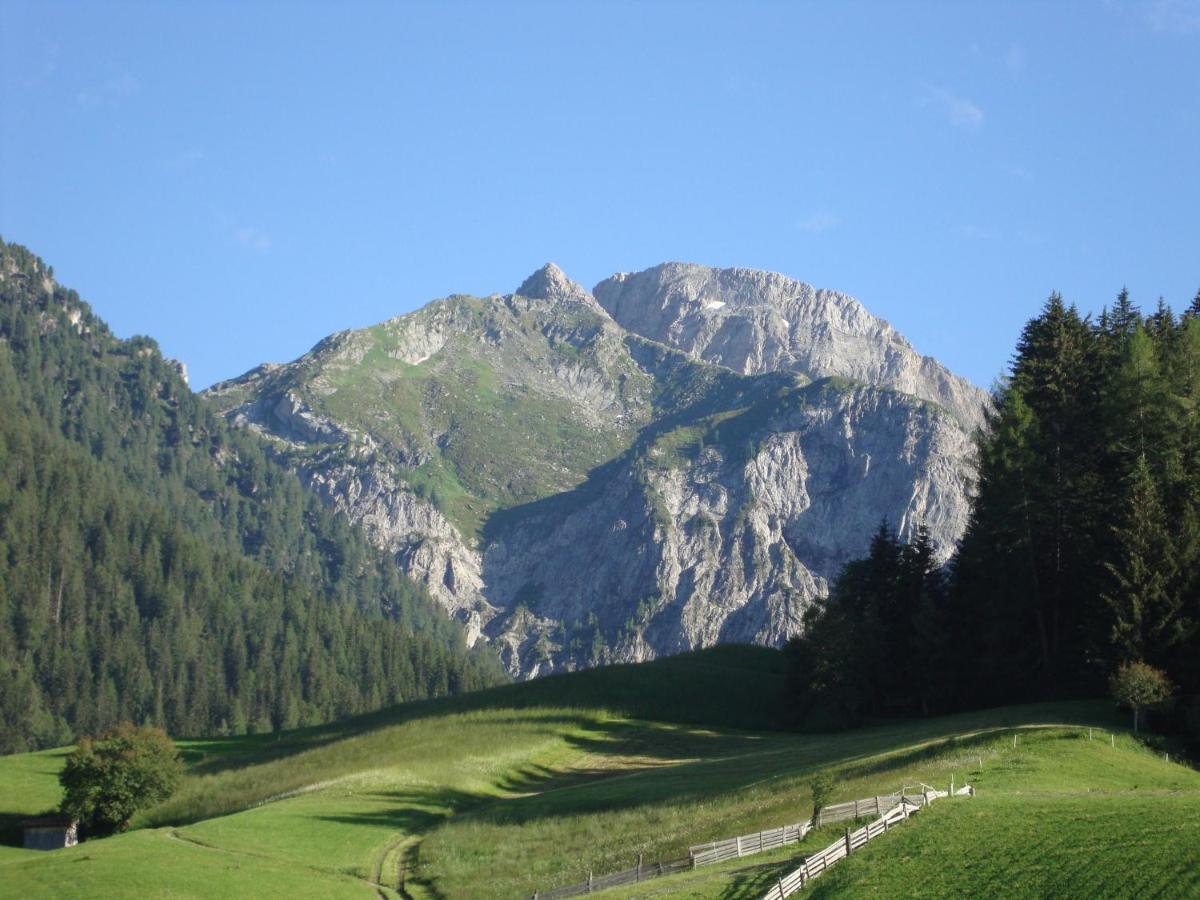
790 289 1200 738
0 240 504 752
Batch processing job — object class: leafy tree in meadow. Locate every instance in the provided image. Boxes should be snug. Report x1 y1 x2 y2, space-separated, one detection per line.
1109 662 1173 735
60 722 184 836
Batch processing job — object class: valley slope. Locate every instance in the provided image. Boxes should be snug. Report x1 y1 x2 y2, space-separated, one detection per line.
1 649 1194 900
0 239 502 751
206 263 986 676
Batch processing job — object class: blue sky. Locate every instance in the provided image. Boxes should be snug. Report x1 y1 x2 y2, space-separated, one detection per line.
2 1 1198 390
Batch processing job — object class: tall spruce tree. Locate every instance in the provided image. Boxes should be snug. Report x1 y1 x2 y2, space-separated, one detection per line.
996 294 1099 692
1102 455 1181 665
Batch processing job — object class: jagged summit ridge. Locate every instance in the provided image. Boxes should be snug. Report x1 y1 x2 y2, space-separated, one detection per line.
593 262 988 431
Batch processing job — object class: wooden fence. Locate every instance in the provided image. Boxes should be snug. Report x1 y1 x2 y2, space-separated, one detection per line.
760 785 975 900
534 854 695 899
687 791 904 867
533 784 971 898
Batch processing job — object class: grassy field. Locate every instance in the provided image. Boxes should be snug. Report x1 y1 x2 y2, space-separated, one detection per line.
0 646 1195 899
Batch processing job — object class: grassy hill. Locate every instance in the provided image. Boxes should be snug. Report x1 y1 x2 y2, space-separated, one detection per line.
1 646 1196 899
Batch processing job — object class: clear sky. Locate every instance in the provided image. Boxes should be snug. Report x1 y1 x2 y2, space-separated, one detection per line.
2 1 1198 390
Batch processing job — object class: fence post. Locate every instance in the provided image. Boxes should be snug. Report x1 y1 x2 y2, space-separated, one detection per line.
777 876 786 899
854 798 860 818
736 835 743 858
1013 733 1017 749
1089 727 1093 740
637 853 643 882
845 827 852 855
1111 733 1114 747
587 870 593 893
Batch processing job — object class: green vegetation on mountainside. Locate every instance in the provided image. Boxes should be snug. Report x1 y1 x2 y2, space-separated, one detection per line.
0 239 504 752
206 287 851 545
2 647 1194 899
208 294 659 540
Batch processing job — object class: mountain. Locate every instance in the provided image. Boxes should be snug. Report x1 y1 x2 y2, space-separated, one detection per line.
592 262 987 432
0 240 504 752
206 262 984 677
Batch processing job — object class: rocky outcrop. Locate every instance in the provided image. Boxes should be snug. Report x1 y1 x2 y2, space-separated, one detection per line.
299 458 497 646
593 263 989 432
205 262 982 678
516 263 597 308
479 379 972 675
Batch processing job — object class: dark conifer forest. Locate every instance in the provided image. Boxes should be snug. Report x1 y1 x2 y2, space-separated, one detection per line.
789 289 1200 740
0 240 504 752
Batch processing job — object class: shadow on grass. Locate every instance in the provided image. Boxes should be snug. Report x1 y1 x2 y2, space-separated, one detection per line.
721 855 810 900
154 695 1121 840
178 644 791 781
0 811 31 848
154 704 1132 898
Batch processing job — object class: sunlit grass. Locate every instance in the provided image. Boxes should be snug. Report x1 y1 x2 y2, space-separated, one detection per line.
0 647 1195 899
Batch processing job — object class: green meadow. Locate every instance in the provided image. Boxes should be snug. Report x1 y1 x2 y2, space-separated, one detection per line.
0 646 1196 899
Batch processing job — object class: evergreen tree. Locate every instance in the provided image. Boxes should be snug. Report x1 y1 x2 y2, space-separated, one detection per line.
786 521 951 723
1185 288 1200 319
1102 456 1182 664
797 283 1200 727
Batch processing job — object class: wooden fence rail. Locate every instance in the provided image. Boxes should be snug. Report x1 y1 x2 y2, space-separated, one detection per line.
760 785 974 900
535 855 694 899
532 784 972 898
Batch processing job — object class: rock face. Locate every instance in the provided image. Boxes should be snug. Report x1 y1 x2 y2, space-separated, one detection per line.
593 263 988 432
204 263 983 677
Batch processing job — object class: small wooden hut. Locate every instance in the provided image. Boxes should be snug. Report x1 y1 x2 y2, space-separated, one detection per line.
21 816 78 850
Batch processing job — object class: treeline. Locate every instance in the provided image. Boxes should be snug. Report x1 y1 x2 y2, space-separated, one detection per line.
789 289 1200 736
0 240 504 752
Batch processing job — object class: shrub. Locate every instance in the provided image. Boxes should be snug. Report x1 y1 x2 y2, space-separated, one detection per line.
1109 662 1173 735
60 722 183 836
810 770 837 826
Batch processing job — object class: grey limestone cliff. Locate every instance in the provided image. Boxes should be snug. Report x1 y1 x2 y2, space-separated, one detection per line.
593 263 988 433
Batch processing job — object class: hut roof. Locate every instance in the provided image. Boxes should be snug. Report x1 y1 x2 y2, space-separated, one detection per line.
22 816 76 828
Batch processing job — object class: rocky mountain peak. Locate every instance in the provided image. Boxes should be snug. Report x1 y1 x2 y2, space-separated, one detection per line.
516 263 595 306
209 260 982 678
593 262 989 432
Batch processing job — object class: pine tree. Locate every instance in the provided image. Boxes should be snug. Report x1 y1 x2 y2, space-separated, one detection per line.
1185 288 1200 320
1102 456 1181 664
